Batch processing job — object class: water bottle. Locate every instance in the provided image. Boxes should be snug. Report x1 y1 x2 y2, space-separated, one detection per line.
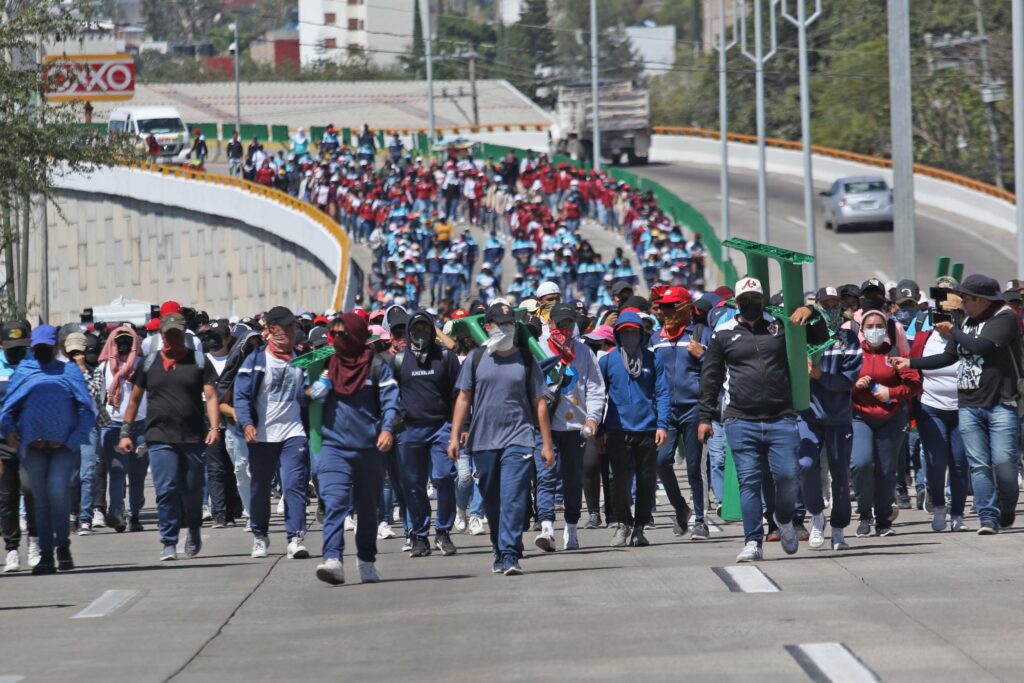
871 383 894 405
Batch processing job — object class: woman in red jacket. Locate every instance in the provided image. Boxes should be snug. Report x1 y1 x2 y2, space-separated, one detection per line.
851 310 922 538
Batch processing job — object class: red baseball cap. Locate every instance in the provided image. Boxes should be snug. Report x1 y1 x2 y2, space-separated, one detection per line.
451 309 468 320
351 308 369 322
144 318 161 332
713 286 734 299
160 300 182 317
656 286 692 305
649 284 669 303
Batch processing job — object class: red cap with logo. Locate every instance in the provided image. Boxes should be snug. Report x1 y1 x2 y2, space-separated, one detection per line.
655 286 692 305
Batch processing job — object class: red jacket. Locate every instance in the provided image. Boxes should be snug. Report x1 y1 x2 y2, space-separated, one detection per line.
852 341 922 421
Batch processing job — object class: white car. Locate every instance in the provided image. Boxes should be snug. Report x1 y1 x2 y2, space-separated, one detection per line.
819 176 894 233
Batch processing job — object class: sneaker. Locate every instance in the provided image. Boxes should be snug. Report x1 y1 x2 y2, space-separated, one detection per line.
202 505 213 521
184 528 202 558
978 521 998 535
275 498 285 515
534 530 556 553
78 522 93 537
92 509 106 528
211 515 227 529
503 558 524 576
3 549 20 573
915 488 927 510
409 535 432 558
402 534 413 552
999 509 1016 529
765 528 781 542
27 537 40 568
856 519 872 537
776 518 799 555
644 520 657 530
877 526 896 537
435 530 457 556
672 501 691 537
630 526 650 547
129 515 144 532
358 559 381 583
427 482 437 500
531 520 542 532
468 517 486 535
793 521 810 542
31 555 56 575
110 514 126 533
931 505 947 532
563 524 579 550
951 515 967 532
160 544 178 561
609 523 630 547
491 554 504 574
896 492 912 509
583 512 602 529
831 529 850 551
343 516 356 532
889 505 900 524
56 546 74 571
287 537 309 559
377 521 396 540
716 503 723 518
736 541 762 563
809 513 826 549
316 558 345 585
923 491 934 514
690 521 710 540
251 535 269 558
454 509 469 533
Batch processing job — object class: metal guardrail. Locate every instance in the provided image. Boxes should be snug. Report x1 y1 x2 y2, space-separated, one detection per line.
651 125 1015 204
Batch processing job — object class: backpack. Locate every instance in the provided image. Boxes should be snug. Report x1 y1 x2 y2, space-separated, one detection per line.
216 335 260 405
467 346 537 427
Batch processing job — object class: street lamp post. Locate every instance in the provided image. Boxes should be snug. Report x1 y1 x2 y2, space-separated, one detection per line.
1014 0 1024 277
230 21 240 134
713 0 738 268
589 0 601 173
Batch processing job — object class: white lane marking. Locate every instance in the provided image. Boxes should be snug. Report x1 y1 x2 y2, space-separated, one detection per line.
712 565 781 593
787 215 806 226
873 270 891 284
838 242 859 255
714 194 748 206
0 676 25 682
786 642 882 683
72 590 143 619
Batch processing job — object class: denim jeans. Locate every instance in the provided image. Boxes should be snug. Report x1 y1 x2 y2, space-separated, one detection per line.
148 442 206 546
77 426 101 522
723 417 800 545
205 425 241 521
455 450 485 518
534 430 585 525
657 404 704 522
607 431 658 528
797 416 853 529
398 421 456 536
98 422 144 522
379 448 410 530
225 426 252 517
851 411 907 528
22 445 77 557
317 446 383 562
708 419 725 504
473 446 534 563
959 405 1021 527
917 404 968 517
248 436 310 540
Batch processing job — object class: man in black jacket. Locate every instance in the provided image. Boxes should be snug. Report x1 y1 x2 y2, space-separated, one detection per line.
226 131 243 176
698 277 801 563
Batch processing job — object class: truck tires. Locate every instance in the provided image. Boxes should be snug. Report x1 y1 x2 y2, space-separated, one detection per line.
627 152 648 166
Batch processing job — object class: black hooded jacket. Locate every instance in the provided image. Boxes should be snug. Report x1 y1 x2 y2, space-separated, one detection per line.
393 310 462 425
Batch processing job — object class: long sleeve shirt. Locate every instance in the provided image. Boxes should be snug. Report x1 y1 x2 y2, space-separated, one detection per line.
0 359 96 452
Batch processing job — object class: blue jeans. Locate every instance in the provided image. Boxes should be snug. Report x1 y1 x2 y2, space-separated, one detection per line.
225 426 251 518
23 445 77 557
148 442 206 546
379 448 410 531
723 417 800 545
317 446 383 562
248 436 309 539
473 446 533 563
797 416 853 529
398 421 456 536
708 419 725 504
657 404 704 522
959 405 1021 527
535 430 585 525
78 426 100 522
99 422 145 521
851 412 907 527
917 404 968 517
455 450 484 518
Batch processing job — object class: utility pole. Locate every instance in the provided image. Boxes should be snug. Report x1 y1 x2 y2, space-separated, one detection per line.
973 0 1004 190
782 0 821 289
467 47 479 126
888 0 915 280
230 21 241 134
1014 0 1024 277
423 0 437 144
589 0 601 173
713 0 737 267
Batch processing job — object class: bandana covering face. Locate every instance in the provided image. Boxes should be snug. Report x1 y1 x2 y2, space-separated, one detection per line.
327 313 373 396
98 325 140 408
618 328 644 378
547 327 576 364
268 327 295 360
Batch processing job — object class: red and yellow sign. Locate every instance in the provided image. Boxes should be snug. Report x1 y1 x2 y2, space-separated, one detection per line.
44 53 135 102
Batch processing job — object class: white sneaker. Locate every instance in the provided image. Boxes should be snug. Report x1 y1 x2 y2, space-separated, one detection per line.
92 510 106 528
776 518 799 555
358 559 381 583
951 515 967 532
251 535 269 559
468 516 485 535
454 509 468 533
276 498 285 515
287 537 309 559
392 508 402 524
27 537 41 568
316 558 345 585
736 541 762 562
78 522 93 537
563 523 579 550
931 505 947 532
3 549 20 573
402 535 413 552
831 528 850 551
377 521 396 540
808 513 826 549
343 516 356 532
160 544 178 561
202 505 213 521
534 527 556 552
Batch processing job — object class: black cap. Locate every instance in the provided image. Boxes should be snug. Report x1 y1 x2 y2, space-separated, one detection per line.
484 302 516 325
815 286 840 302
956 273 1003 301
894 279 921 305
622 295 650 313
265 306 296 327
860 278 885 295
207 319 231 339
386 307 409 329
611 281 634 297
550 303 577 326
1 320 30 349
838 284 861 299
309 327 329 348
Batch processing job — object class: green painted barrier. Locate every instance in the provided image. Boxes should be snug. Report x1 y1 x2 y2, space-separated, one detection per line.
187 122 218 141
721 446 742 522
341 127 352 146
310 126 326 145
222 123 239 140
240 124 269 142
270 125 289 144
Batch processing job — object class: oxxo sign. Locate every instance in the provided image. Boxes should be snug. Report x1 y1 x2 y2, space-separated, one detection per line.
44 53 135 102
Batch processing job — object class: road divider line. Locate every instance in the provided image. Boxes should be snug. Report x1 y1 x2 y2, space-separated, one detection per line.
715 194 748 206
787 215 807 227
712 565 781 593
0 676 25 682
72 589 144 619
838 242 859 255
785 642 881 682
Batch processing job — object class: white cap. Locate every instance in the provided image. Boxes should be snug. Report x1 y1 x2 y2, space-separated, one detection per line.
536 281 561 298
520 298 539 313
735 277 764 298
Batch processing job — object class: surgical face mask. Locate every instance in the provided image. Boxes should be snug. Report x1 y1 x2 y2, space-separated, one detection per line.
486 324 515 353
893 305 916 326
864 327 886 347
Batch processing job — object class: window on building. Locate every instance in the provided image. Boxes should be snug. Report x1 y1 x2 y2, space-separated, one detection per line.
323 38 337 49
323 12 335 24
347 0 361 5
347 18 358 30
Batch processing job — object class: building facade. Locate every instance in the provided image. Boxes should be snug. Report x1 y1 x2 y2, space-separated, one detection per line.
298 0 413 68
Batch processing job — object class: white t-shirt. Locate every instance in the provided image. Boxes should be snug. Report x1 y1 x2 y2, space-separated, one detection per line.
207 353 228 377
920 331 959 412
255 352 306 443
104 361 147 423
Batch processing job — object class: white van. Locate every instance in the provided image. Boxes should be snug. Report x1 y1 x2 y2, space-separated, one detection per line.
108 106 191 163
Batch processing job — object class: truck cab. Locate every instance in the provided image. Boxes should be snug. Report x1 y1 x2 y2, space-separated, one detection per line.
108 106 191 164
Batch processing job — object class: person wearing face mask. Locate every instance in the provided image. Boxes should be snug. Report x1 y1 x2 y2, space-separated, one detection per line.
199 320 242 529
233 307 310 561
308 313 399 585
448 303 555 576
650 286 713 541
392 310 463 558
849 310 921 538
581 324 616 528
599 310 670 548
535 281 561 326
532 303 605 552
1 325 96 575
0 321 41 573
384 305 409 354
698 278 804 563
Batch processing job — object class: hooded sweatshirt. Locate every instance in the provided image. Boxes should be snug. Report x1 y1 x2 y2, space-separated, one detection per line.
394 310 462 425
852 311 921 421
598 311 669 433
